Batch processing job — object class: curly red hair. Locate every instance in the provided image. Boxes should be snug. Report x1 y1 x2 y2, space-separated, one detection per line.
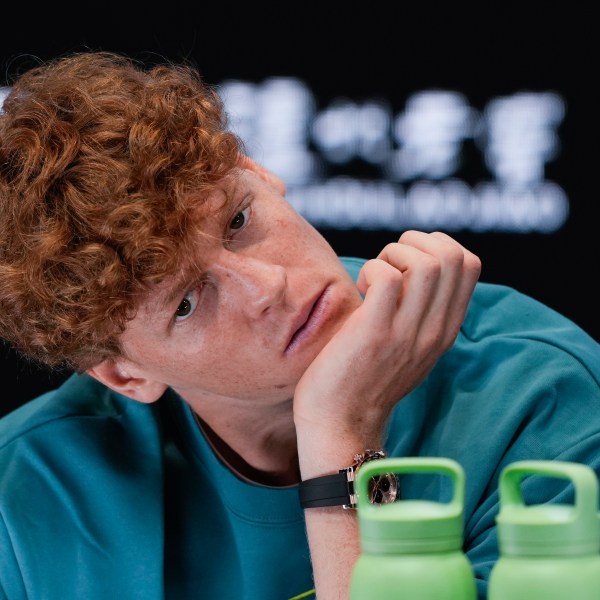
0 51 242 370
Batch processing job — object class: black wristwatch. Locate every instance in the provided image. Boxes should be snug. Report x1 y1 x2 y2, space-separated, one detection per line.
298 449 398 509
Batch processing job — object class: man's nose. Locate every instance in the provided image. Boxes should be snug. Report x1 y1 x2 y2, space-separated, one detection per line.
215 252 287 317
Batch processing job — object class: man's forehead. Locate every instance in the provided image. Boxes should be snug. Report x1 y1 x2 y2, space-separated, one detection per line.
184 168 246 218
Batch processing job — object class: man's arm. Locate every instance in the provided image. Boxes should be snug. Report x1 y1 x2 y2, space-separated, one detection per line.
293 230 481 599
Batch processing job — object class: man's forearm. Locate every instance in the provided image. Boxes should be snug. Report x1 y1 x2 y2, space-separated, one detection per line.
304 506 360 599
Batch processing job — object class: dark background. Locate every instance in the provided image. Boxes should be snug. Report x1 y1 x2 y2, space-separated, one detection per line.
1 3 597 416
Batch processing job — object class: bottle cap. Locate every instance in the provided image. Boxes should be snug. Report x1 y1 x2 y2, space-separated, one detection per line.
495 460 600 557
355 457 466 554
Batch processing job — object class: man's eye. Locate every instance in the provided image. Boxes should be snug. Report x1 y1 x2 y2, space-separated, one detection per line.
175 288 200 322
229 206 250 232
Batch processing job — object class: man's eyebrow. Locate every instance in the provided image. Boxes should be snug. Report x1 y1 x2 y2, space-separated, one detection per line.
156 271 197 315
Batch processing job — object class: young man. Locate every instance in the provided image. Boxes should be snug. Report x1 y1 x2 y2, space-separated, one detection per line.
1 52 599 600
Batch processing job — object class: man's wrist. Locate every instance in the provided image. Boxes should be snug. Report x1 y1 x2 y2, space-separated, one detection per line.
298 449 398 509
295 422 385 478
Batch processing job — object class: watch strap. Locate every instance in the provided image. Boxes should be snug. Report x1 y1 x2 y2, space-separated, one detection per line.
298 471 350 509
298 449 387 509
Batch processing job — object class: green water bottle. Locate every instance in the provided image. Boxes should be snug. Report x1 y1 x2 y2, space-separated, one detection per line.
488 460 600 600
349 457 477 600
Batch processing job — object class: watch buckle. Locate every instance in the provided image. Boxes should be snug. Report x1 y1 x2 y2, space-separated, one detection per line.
342 466 358 510
341 449 392 509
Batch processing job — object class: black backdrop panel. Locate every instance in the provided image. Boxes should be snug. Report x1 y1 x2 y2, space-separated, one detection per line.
0 4 597 415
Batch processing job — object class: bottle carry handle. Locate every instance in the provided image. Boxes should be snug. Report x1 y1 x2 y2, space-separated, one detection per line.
499 460 598 519
355 456 465 514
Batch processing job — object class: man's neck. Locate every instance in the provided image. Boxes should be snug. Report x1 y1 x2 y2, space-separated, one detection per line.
189 397 300 486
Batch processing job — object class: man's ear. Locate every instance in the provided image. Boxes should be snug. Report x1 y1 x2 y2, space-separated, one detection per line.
86 359 167 404
239 155 286 196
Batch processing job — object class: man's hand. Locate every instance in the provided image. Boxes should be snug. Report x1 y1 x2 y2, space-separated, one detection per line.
294 230 480 600
294 230 481 468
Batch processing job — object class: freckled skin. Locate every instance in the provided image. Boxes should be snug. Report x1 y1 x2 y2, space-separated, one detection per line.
116 166 363 410
83 156 481 600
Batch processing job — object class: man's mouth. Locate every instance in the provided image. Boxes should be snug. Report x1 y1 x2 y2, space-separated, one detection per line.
285 287 331 354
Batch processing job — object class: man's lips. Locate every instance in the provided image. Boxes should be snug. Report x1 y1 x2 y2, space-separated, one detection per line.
285 287 330 354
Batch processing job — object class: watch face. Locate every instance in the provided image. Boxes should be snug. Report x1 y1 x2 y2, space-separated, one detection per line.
368 473 399 504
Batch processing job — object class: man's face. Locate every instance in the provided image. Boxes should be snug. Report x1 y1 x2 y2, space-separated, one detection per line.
118 166 363 404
